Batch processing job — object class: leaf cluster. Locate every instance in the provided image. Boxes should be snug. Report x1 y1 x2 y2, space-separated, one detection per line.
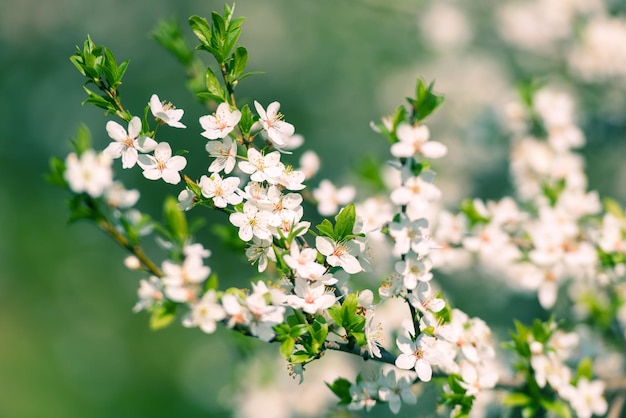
70 36 130 119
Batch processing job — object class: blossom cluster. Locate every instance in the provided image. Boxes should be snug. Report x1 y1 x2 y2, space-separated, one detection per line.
53 7 622 418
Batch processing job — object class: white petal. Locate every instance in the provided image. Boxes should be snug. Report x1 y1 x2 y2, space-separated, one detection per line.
162 169 181 185
395 353 416 370
106 120 127 141
121 148 138 169
421 141 447 159
167 155 187 171
315 236 334 256
416 359 432 382
128 116 142 138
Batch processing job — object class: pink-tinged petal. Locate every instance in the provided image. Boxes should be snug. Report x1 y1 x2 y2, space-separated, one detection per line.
154 142 173 160
162 169 181 185
106 120 127 141
267 101 281 118
121 148 138 169
128 116 142 138
143 169 162 180
421 141 447 159
167 155 187 171
136 137 158 152
390 142 414 158
103 142 124 158
253 101 266 119
415 359 432 382
395 353 416 370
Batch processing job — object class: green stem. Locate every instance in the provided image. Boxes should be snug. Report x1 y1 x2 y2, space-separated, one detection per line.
97 218 164 277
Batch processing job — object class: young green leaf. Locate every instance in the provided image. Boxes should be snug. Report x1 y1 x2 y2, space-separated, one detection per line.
164 195 188 245
334 204 356 241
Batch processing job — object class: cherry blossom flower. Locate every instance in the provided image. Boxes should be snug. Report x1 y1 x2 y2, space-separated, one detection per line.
105 182 140 209
408 281 445 316
458 361 498 396
183 289 226 334
390 123 447 159
177 189 195 211
199 102 241 139
365 313 385 359
199 173 243 208
137 142 187 184
103 116 157 168
299 150 320 179
395 257 433 289
560 378 608 418
229 201 273 241
149 94 186 128
246 281 286 341
286 277 336 314
395 334 444 382
377 368 417 414
161 255 210 302
283 244 323 278
254 100 295 147
238 148 283 183
246 238 275 272
132 276 163 312
206 137 238 174
316 236 363 274
64 150 113 198
313 180 356 216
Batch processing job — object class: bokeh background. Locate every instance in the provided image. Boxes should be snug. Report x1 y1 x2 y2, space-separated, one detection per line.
2 0 626 417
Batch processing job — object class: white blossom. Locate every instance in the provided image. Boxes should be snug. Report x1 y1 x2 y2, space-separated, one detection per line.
200 102 241 139
137 142 187 184
149 94 186 128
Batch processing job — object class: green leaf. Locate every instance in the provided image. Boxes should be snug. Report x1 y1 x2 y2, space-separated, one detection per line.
502 392 532 407
223 26 242 59
459 199 490 227
70 124 93 155
196 91 227 103
410 77 444 122
205 67 225 99
334 204 356 241
81 86 113 111
152 18 194 66
205 273 219 291
327 305 344 328
575 357 593 382
356 156 386 191
149 303 177 330
604 197 624 219
164 196 188 245
238 103 254 136
280 337 295 360
231 46 248 80
540 398 572 418
315 219 335 238
189 15 212 47
326 378 353 405
46 156 68 188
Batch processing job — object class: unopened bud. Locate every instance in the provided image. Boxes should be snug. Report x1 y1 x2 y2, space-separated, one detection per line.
124 255 141 270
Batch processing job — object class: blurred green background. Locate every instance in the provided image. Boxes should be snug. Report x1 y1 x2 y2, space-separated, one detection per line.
2 0 626 417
